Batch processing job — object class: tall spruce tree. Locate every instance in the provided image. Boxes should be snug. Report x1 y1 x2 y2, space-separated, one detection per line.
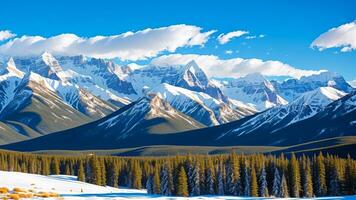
88 156 102 185
77 161 85 182
289 154 301 197
243 163 250 196
146 174 154 194
188 162 200 196
259 165 269 197
345 155 356 194
50 158 60 175
250 167 258 197
315 153 327 196
177 166 189 197
272 167 281 197
206 167 215 195
329 164 340 196
153 167 161 194
302 158 313 197
160 163 172 196
217 165 224 195
280 173 289 198
106 160 119 187
131 161 142 189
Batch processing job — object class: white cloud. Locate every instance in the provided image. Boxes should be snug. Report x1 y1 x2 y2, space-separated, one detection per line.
0 30 16 41
217 30 249 44
225 50 233 54
348 80 356 88
311 21 356 52
245 34 265 40
245 36 256 40
151 54 325 79
0 25 215 61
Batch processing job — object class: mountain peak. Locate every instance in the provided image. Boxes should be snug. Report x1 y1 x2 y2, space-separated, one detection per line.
292 86 346 107
238 73 266 83
3 57 24 77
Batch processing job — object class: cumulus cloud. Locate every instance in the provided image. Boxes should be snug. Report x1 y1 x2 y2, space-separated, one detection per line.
151 54 325 79
0 30 16 41
311 21 356 52
217 30 249 44
0 25 216 60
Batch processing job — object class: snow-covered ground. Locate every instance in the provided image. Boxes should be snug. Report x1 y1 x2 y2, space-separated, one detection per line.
0 171 355 200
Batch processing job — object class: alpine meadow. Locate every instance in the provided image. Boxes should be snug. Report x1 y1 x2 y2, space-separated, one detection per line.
0 0 355 199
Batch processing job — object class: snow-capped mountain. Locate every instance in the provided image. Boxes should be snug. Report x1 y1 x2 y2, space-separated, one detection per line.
13 53 134 107
98 95 204 138
216 73 288 111
272 71 353 101
1 52 355 149
162 60 228 102
0 95 206 150
129 61 227 100
218 87 347 140
4 88 355 151
0 58 121 143
149 83 255 126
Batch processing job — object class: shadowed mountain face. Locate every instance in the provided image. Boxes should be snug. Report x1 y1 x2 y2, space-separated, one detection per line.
2 90 355 152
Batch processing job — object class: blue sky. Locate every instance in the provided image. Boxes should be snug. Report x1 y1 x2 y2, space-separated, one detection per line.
0 0 355 81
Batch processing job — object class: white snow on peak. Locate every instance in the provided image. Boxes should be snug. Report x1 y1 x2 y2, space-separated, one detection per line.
183 60 201 74
293 86 347 107
5 57 24 78
237 73 266 83
300 71 340 82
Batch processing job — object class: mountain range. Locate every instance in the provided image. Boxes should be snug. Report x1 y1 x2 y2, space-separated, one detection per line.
0 53 355 156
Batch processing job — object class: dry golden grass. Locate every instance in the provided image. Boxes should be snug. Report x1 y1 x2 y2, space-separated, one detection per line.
0 187 9 194
12 188 27 193
0 187 60 199
6 194 20 200
34 191 60 198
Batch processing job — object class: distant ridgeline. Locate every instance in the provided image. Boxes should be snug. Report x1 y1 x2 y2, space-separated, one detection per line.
0 151 355 198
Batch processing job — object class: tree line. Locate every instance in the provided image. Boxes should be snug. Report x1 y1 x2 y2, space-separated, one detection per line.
0 150 355 197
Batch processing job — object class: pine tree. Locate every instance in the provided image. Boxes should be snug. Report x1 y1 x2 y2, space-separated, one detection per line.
250 167 258 197
50 158 60 175
289 154 301 197
225 156 239 195
243 163 250 196
65 162 71 175
41 158 50 175
146 174 154 194
315 153 327 196
77 161 85 182
272 167 281 197
177 166 189 197
280 173 289 198
217 165 224 195
132 161 142 189
153 167 161 194
88 156 102 185
100 159 106 186
259 165 269 197
329 164 340 196
160 163 172 196
344 155 356 195
301 158 313 197
188 161 200 196
206 167 215 195
106 160 119 187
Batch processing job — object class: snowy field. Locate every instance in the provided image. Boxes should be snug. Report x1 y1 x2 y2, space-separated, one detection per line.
0 171 355 200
